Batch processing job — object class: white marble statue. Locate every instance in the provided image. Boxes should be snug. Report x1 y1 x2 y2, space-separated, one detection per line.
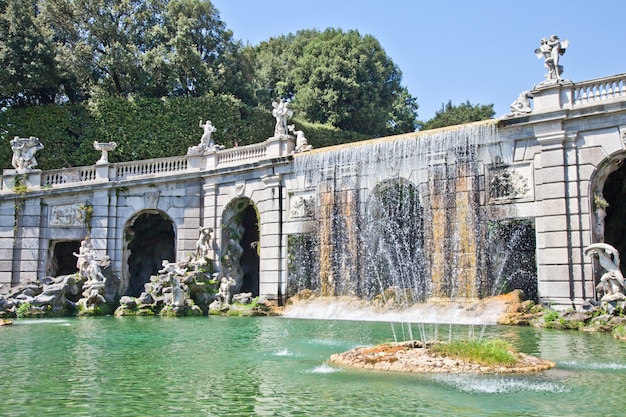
158 260 188 307
509 91 533 116
11 136 44 172
193 226 213 264
199 120 217 147
288 124 313 153
73 238 106 284
217 276 236 305
272 99 293 136
584 243 626 301
535 35 568 83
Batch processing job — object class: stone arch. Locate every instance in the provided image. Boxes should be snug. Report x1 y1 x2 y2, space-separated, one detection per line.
589 153 626 243
590 152 626 278
220 198 260 297
123 210 176 297
363 178 427 302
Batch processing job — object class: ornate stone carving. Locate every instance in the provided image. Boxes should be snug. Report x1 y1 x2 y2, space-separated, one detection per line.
508 91 533 116
50 203 86 227
534 35 569 86
272 99 293 137
187 119 224 154
288 124 313 153
93 141 117 164
144 191 160 209
488 167 530 200
11 136 44 172
585 243 626 301
290 195 315 219
235 183 245 197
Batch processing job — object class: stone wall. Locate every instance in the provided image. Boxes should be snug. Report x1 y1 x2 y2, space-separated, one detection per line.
1 74 626 308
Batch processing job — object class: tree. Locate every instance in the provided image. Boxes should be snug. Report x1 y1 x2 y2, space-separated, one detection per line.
417 100 494 131
253 29 418 137
37 0 245 101
0 0 60 106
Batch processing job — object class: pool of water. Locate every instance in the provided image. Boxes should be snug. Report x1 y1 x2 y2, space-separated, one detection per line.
1 317 624 416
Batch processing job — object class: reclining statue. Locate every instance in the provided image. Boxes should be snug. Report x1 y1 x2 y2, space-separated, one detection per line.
584 243 626 301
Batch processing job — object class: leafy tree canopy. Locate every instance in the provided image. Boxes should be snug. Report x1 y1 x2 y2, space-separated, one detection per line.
417 100 494 131
3 0 250 104
253 28 418 136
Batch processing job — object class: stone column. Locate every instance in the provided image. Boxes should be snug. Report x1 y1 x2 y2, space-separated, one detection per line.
178 183 202 261
259 174 286 303
13 197 42 284
0 199 15 294
90 189 110 259
534 122 584 306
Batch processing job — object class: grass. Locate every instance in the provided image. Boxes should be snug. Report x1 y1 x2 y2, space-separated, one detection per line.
430 338 518 366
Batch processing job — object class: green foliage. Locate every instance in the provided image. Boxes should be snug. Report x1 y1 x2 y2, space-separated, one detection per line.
0 1 430 162
418 100 495 131
254 28 418 136
430 338 518 366
0 0 59 106
36 0 244 101
0 104 98 170
543 309 560 323
0 94 278 169
16 302 31 318
288 117 369 148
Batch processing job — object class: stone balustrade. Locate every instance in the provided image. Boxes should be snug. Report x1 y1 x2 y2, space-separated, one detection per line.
217 143 267 167
42 166 97 187
115 156 188 180
1 135 294 192
573 74 626 106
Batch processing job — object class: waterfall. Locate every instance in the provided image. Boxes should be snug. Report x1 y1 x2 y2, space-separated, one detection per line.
289 121 500 303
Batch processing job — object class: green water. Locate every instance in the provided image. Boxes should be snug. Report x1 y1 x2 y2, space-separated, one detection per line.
1 317 625 417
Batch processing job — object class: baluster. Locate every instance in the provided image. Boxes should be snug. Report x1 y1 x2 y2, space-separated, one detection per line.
608 81 615 99
600 82 607 100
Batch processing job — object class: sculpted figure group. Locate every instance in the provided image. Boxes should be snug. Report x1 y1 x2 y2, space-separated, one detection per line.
11 136 44 172
535 34 568 84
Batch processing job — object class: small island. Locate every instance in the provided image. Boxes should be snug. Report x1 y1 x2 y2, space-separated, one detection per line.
330 339 555 374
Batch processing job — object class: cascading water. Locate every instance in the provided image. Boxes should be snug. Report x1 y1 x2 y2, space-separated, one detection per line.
288 121 522 305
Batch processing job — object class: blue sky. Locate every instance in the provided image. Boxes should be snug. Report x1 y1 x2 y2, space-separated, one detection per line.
212 0 624 122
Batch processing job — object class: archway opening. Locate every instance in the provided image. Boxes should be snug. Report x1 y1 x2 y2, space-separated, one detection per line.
221 198 260 298
240 205 260 295
602 161 626 277
126 211 175 297
48 240 80 277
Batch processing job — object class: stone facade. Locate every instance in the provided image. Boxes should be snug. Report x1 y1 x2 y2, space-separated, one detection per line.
1 73 625 308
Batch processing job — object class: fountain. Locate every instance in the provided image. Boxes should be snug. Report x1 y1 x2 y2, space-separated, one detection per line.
287 122 538 309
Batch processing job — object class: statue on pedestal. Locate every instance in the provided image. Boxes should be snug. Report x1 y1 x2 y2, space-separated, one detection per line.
11 136 44 172
199 120 217 148
272 99 293 136
535 35 569 85
188 120 223 154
